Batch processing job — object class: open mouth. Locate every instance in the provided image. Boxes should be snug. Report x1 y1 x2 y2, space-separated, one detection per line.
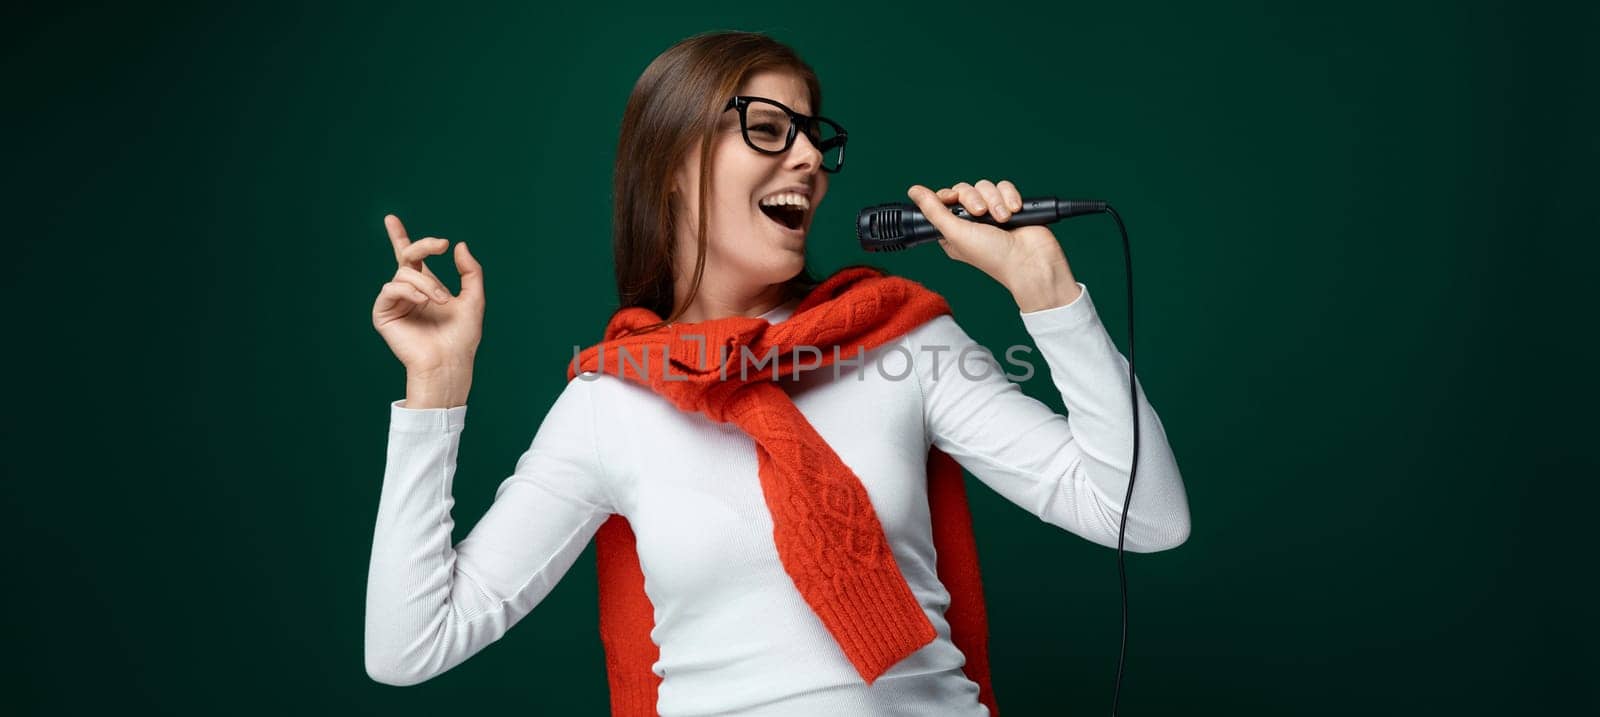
759 203 807 231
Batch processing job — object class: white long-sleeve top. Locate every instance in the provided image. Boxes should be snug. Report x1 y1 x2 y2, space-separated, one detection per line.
364 281 1191 716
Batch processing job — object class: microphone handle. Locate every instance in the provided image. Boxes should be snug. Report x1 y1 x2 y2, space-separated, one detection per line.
948 199 1058 227
946 197 1107 227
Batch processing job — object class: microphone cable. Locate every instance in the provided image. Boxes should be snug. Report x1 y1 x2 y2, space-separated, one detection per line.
1104 204 1137 717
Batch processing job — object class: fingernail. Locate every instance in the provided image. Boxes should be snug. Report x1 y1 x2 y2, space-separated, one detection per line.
436 291 450 301
974 202 986 211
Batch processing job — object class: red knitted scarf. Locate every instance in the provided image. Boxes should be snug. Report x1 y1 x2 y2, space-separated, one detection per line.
566 266 998 716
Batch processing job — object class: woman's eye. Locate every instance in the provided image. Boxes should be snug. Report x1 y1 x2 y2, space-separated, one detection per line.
751 123 781 136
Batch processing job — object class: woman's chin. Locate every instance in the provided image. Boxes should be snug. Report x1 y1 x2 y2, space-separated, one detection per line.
738 216 808 268
762 224 807 253
743 247 807 282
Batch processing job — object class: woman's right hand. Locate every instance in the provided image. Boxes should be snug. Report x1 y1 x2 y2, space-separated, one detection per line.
371 214 485 380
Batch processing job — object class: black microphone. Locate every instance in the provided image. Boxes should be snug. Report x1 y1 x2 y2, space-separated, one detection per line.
856 196 1107 252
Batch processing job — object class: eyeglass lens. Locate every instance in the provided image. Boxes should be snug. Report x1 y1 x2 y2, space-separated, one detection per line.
743 99 843 171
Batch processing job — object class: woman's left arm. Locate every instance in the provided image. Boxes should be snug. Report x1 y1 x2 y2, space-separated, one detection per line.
905 179 1192 552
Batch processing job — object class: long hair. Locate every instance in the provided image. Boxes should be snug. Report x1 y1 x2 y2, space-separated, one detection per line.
611 31 827 336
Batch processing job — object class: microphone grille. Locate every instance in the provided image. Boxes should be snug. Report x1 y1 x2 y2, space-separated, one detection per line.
857 204 920 252
873 209 902 240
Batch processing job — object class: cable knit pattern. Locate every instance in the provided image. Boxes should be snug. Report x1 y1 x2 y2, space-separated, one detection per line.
567 266 999 716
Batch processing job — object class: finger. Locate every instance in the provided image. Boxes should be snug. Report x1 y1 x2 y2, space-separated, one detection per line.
385 214 413 264
974 179 1008 221
906 184 969 240
390 268 447 304
997 180 1023 212
454 241 484 301
376 281 429 314
952 182 987 216
410 237 446 282
936 187 959 202
399 237 450 267
395 265 453 303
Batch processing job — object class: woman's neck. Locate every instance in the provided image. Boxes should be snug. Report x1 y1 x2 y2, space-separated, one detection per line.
672 282 791 324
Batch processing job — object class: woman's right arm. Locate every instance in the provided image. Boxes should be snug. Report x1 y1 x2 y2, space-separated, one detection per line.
364 379 614 687
363 214 614 685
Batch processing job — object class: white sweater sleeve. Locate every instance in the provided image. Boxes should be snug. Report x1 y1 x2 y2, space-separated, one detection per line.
364 378 615 686
911 282 1191 552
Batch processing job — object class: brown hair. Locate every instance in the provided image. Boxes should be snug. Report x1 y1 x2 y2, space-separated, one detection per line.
610 30 827 335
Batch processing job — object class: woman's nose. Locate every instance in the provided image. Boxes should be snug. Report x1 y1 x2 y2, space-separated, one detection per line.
786 132 823 171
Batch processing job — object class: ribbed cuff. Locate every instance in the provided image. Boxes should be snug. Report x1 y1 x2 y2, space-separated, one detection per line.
809 561 938 685
388 398 468 433
1018 281 1096 335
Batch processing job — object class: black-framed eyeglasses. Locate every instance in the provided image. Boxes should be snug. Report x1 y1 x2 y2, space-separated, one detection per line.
722 95 848 173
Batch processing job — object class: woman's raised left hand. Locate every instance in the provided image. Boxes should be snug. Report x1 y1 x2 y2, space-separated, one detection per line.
907 179 1082 311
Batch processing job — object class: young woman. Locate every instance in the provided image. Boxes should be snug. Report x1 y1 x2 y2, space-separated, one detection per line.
365 30 1191 716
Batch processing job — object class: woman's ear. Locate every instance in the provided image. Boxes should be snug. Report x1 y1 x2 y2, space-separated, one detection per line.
670 168 686 198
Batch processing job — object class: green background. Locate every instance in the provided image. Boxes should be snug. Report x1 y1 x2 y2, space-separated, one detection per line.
7 0 1595 714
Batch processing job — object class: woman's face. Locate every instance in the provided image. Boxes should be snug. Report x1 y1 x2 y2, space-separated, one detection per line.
671 69 830 297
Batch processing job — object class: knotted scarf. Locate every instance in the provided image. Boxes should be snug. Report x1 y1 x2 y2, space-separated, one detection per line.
566 265 998 716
